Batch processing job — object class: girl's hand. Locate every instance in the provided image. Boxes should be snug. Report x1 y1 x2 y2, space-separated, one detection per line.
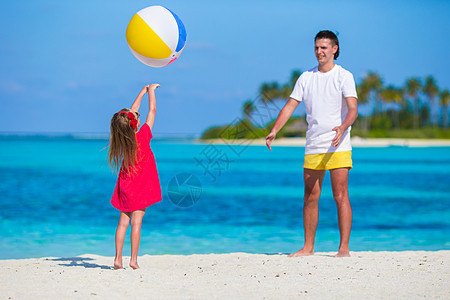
148 84 161 91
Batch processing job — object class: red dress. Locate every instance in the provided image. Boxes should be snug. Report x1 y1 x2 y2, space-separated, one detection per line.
111 123 162 211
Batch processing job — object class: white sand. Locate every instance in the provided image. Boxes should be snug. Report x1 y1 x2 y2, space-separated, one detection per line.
1 251 448 299
198 137 450 147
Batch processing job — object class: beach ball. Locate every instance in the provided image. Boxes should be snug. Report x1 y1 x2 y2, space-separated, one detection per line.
126 6 187 67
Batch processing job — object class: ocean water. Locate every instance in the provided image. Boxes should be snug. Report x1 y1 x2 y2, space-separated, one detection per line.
0 136 449 259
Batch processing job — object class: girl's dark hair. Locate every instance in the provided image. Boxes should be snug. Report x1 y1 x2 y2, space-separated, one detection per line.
108 108 138 173
315 30 339 59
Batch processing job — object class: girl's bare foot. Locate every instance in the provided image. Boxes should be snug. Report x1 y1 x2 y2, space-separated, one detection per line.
334 251 350 257
114 259 123 270
288 248 314 257
129 261 140 270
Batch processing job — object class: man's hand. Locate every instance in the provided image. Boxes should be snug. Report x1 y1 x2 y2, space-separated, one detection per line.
331 126 345 147
266 132 276 151
331 97 358 148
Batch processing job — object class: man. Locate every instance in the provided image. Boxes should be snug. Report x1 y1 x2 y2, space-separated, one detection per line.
266 30 358 257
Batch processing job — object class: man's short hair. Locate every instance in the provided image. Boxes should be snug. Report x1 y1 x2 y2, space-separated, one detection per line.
315 30 339 60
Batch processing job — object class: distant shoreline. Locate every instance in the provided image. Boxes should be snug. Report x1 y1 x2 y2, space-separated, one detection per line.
1 133 450 147
196 137 450 147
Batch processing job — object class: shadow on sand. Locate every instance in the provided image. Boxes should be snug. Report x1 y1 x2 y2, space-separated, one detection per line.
264 252 336 257
47 257 112 270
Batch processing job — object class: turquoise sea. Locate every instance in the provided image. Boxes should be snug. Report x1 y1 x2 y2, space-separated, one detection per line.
0 136 449 259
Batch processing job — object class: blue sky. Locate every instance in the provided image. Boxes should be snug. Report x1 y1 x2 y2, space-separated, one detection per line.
1 0 449 137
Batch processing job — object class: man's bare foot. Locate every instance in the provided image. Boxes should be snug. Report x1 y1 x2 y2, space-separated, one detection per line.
129 261 140 270
114 259 123 270
288 248 314 257
334 251 350 257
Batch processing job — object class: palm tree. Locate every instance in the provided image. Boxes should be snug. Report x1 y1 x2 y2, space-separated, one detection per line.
356 83 370 106
278 70 302 100
405 77 422 129
356 72 382 132
259 70 301 103
289 70 301 89
379 85 403 129
361 71 383 116
259 83 271 102
440 90 449 128
423 76 439 127
242 100 255 121
279 84 291 100
259 82 280 102
355 83 370 132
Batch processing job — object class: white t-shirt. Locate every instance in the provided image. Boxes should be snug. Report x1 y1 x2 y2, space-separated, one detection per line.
290 64 358 154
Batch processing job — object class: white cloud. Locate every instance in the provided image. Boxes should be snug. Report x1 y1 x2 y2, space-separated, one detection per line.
188 42 215 50
0 80 26 94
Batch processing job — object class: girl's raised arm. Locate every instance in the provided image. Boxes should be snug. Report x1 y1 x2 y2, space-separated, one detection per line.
145 84 160 130
130 85 149 113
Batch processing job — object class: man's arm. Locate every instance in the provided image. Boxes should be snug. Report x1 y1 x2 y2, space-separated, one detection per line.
266 98 299 151
331 97 358 147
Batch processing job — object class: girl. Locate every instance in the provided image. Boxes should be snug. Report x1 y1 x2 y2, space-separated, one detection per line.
108 83 162 269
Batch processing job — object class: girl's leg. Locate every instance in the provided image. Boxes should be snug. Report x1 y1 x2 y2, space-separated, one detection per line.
114 211 131 269
129 209 146 269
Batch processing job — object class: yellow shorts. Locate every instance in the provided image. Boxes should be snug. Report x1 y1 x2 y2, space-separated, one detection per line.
303 151 352 170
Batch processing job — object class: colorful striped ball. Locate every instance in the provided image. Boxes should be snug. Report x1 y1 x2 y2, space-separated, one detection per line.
126 6 187 68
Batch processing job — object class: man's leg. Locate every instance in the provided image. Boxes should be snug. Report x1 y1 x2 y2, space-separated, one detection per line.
330 167 352 257
289 168 325 257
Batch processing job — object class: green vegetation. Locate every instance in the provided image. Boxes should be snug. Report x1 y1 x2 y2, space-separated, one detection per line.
201 70 449 140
